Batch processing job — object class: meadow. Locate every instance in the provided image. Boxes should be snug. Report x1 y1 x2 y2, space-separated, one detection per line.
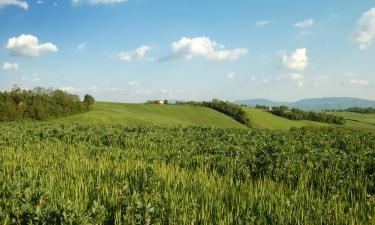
55 102 245 128
0 122 374 224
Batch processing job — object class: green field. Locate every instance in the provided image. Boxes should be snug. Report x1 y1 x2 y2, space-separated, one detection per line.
53 103 375 133
330 112 375 132
244 107 328 130
0 123 373 224
55 102 245 128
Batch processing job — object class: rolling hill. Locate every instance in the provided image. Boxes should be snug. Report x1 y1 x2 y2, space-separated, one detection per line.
243 107 329 130
330 111 375 132
54 102 246 128
237 97 375 111
52 102 375 132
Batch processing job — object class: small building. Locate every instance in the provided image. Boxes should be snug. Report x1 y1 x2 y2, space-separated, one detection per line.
148 100 165 104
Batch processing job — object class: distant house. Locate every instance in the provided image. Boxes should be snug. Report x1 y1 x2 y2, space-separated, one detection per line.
148 100 165 104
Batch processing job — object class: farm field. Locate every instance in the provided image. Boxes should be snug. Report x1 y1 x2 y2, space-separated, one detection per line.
54 102 245 128
243 107 329 130
0 123 373 224
331 112 375 132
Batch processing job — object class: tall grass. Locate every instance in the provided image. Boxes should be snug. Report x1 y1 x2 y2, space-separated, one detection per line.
0 123 374 224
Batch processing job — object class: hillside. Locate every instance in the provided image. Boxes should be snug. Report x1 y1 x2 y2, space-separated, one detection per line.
244 107 329 130
55 102 246 128
330 112 375 132
237 97 375 111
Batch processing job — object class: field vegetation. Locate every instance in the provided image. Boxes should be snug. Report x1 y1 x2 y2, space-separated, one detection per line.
0 123 373 224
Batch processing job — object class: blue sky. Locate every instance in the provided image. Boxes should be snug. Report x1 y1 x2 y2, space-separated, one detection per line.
0 0 374 102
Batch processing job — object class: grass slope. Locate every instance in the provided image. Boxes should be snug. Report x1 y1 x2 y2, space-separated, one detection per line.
244 107 328 130
55 102 245 128
330 112 375 132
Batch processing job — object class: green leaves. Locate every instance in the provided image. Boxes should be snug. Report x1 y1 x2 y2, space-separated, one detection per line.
0 123 373 224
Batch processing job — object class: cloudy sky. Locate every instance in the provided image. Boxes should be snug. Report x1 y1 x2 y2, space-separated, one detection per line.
0 0 374 102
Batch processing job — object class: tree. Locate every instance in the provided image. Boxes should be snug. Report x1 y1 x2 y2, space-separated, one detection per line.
84 94 95 106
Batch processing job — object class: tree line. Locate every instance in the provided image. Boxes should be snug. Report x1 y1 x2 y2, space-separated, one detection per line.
177 99 251 127
256 105 346 125
0 85 95 121
324 107 375 114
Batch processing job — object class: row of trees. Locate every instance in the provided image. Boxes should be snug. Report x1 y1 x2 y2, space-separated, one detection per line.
325 107 375 114
266 106 346 125
0 85 95 121
177 99 251 127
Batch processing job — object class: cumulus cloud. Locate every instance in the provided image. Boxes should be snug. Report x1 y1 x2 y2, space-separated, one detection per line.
226 72 235 79
294 18 315 28
255 20 269 28
349 79 370 86
353 8 375 49
281 48 308 72
0 0 28 10
3 62 19 70
72 0 127 5
164 36 248 61
6 34 58 57
118 46 151 62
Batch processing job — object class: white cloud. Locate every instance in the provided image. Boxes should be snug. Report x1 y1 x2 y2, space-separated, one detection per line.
36 0 43 4
226 72 235 79
72 0 127 5
250 76 257 82
274 73 304 87
128 80 141 87
165 36 248 61
281 48 308 72
290 73 305 87
6 34 58 57
0 0 28 10
77 42 87 52
353 8 375 49
349 79 370 86
294 18 315 28
118 46 151 62
255 20 269 28
3 62 19 70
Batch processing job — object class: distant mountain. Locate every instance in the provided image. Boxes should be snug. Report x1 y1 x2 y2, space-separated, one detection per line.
236 97 375 111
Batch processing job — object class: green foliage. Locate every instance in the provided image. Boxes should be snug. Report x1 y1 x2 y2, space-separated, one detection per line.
0 123 373 224
264 105 346 125
178 99 252 127
84 94 95 106
0 86 93 121
326 107 375 114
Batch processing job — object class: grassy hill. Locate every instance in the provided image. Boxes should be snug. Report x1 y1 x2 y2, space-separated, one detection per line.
330 112 375 132
53 102 375 132
244 107 329 130
55 102 245 128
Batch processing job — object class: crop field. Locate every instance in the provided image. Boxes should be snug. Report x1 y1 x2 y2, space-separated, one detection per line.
0 123 374 224
243 108 328 130
55 102 245 128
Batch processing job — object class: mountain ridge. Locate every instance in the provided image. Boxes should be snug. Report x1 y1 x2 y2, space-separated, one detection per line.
236 97 375 111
